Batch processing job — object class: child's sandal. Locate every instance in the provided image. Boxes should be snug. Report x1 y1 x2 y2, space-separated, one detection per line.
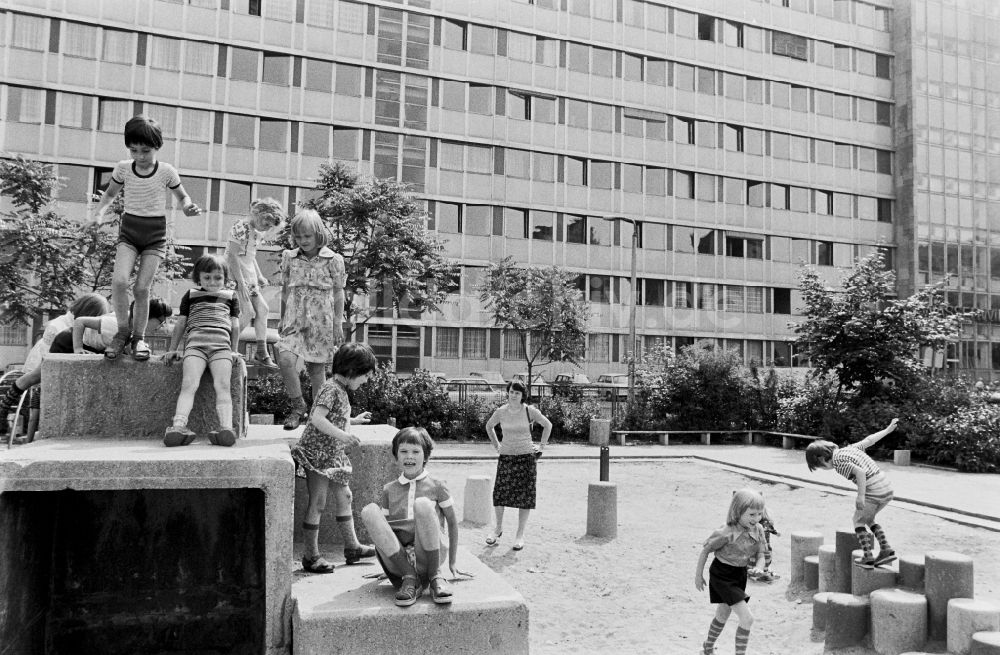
283 410 304 431
301 554 335 574
130 338 151 361
429 576 453 604
394 575 421 607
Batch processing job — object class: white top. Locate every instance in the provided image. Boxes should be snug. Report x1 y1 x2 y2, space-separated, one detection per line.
111 160 181 216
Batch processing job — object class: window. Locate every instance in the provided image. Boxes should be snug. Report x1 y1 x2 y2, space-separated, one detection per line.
463 328 487 359
508 31 533 62
150 36 181 70
436 327 459 358
695 174 716 202
590 162 614 190
770 184 788 210
12 14 47 51
592 47 614 77
55 23 94 59
335 63 363 96
565 157 586 186
790 136 810 162
724 178 743 204
746 78 765 104
588 334 609 363
698 283 716 310
773 288 791 314
224 180 251 214
533 96 556 123
332 128 359 160
435 202 460 233
816 241 833 266
568 43 590 73
184 41 215 75
228 114 256 148
589 217 610 245
507 91 529 120
697 15 715 41
622 53 643 82
589 275 611 303
790 86 809 112
746 287 764 313
469 84 492 115
674 117 694 145
725 285 744 312
181 108 211 142
464 205 491 236
262 53 290 85
58 93 90 129
643 279 665 306
772 31 808 60
532 211 554 241
230 47 259 81
305 59 333 92
675 282 693 308
747 181 766 207
675 171 694 199
307 0 336 28
696 229 715 254
622 164 643 193
876 54 891 79
532 153 555 182
505 208 527 238
723 21 743 48
101 29 134 64
506 149 530 179
674 63 695 91
442 19 466 50
504 331 526 360
302 123 331 157
646 167 666 196
263 0 295 21
145 104 175 136
789 186 810 212
466 145 492 174
98 99 131 132
815 190 833 215
535 37 559 66
723 125 743 152
259 119 287 151
697 68 715 95
565 215 587 244
469 25 495 55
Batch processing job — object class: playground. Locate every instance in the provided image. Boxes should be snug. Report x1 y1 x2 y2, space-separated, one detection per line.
431 453 1000 655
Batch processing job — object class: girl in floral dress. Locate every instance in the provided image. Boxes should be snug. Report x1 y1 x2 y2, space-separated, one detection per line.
276 209 346 430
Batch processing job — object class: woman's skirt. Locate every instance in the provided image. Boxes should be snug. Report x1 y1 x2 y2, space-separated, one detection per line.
708 558 750 606
492 453 537 509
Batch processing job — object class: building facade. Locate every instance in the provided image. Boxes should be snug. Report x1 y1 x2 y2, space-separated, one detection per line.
0 0 994 379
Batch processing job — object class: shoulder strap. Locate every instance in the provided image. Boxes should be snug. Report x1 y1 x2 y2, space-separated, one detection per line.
525 405 533 426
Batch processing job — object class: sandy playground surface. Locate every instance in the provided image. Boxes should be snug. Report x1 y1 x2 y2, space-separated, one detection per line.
430 458 1000 655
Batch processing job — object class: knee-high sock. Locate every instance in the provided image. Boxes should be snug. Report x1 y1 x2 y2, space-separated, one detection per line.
735 626 751 655
855 526 874 558
870 523 892 552
703 618 725 651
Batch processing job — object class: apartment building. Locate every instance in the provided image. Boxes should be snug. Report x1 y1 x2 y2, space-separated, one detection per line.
0 0 993 379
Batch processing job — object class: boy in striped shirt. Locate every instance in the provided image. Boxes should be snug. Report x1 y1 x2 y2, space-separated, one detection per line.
806 418 900 568
91 115 202 362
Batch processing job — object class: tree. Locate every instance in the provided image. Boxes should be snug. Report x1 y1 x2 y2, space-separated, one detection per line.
479 257 589 397
793 250 967 395
298 163 456 335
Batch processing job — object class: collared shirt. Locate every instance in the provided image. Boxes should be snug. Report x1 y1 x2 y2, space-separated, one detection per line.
703 523 767 568
380 470 453 522
280 246 346 291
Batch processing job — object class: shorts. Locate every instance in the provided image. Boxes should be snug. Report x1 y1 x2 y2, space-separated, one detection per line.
708 558 750 606
183 331 233 364
853 476 894 525
118 213 167 258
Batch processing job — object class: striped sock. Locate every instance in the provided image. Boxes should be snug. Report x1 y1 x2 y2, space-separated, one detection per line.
871 524 892 552
735 626 751 655
703 618 725 653
855 527 873 558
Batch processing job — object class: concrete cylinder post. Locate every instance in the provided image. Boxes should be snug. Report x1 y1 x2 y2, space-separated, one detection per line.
834 529 859 593
819 544 838 592
825 593 871 649
971 631 1000 655
851 548 898 596
813 591 834 630
870 588 928 655
925 550 975 640
462 475 494 526
898 554 926 590
790 531 824 585
948 599 1000 655
586 482 617 539
589 418 610 446
803 555 820 590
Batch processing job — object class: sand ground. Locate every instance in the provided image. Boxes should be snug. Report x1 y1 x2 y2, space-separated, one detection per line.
431 458 1000 655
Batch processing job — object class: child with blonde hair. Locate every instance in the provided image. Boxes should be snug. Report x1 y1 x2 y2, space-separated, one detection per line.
226 198 285 368
695 488 768 655
275 209 346 430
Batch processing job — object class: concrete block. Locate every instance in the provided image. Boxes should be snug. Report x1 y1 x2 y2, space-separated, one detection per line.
40 354 247 440
589 418 610 446
825 592 870 649
250 414 274 425
790 530 824 584
463 475 493 526
293 424 398 546
819 544 838 592
925 550 975 640
972 631 1000 655
0 437 294 655
586 481 618 539
834 529 859 593
813 591 834 630
893 449 911 466
870 588 928 655
898 554 925 590
803 555 820 590
291 547 528 655
948 599 1000 655
851 549 898 596
700 432 711 445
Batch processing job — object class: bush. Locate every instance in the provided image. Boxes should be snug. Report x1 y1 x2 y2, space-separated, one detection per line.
915 404 1000 472
451 396 501 441
389 370 456 442
537 396 603 441
350 362 401 424
247 371 312 421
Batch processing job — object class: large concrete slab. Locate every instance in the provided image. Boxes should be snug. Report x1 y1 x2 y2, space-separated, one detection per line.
0 438 293 655
291 547 528 655
39 354 247 440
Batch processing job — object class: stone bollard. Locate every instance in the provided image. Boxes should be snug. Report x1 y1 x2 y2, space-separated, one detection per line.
851 549 898 596
803 555 820 590
586 481 617 539
948 599 1000 655
834 530 859 593
898 554 926 590
589 418 610 446
790 531 824 585
462 475 494 526
926 550 975 640
819 544 838 592
870 588 928 655
972 631 1000 654
813 591 834 630
893 449 911 466
825 593 871 649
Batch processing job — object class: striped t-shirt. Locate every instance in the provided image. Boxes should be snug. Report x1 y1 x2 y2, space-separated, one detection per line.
832 444 882 484
178 288 240 340
111 160 181 217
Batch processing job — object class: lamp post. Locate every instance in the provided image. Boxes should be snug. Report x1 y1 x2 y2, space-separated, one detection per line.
603 216 638 409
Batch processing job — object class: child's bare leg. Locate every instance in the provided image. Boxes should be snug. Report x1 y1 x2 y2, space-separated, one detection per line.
730 601 754 655
129 253 162 359
207 357 236 446
303 471 330 560
330 483 365 550
413 497 452 602
703 604 732 654
108 246 138 357
165 357 207 446
277 349 307 427
250 295 273 363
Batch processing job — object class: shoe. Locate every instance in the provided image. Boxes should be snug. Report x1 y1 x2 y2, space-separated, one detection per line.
252 352 278 368
512 540 525 551
485 531 502 546
163 426 196 447
756 570 776 583
856 555 877 569
747 568 761 580
702 642 716 655
301 554 335 574
873 550 897 567
209 428 236 447
344 544 376 565
104 330 131 360
130 338 151 361
394 575 421 607
429 576 453 604
283 410 304 430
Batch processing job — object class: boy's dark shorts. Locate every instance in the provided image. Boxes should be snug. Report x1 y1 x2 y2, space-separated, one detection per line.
118 213 167 258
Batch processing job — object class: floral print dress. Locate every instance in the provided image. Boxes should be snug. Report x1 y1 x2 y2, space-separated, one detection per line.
277 246 345 363
290 379 353 484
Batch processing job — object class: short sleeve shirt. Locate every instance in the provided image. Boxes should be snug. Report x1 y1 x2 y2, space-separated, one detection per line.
111 160 181 217
832 444 882 484
703 524 767 567
379 471 454 542
226 220 259 286
178 288 240 339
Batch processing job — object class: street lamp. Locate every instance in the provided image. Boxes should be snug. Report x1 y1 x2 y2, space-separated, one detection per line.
602 216 638 409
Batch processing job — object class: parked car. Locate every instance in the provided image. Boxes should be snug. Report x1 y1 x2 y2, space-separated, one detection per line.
510 373 552 398
552 373 600 398
468 371 507 392
596 373 629 400
444 377 504 403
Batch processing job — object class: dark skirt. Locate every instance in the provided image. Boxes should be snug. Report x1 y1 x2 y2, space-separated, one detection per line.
708 558 750 606
493 453 537 510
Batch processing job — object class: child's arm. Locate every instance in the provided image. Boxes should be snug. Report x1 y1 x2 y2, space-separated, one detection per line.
851 464 869 510
170 183 201 216
90 179 123 223
71 316 103 353
309 405 359 447
856 418 899 450
441 504 462 575
253 257 268 287
278 252 291 330
695 545 711 591
332 285 345 344
230 316 240 352
226 239 250 293
350 411 372 425
164 316 187 364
